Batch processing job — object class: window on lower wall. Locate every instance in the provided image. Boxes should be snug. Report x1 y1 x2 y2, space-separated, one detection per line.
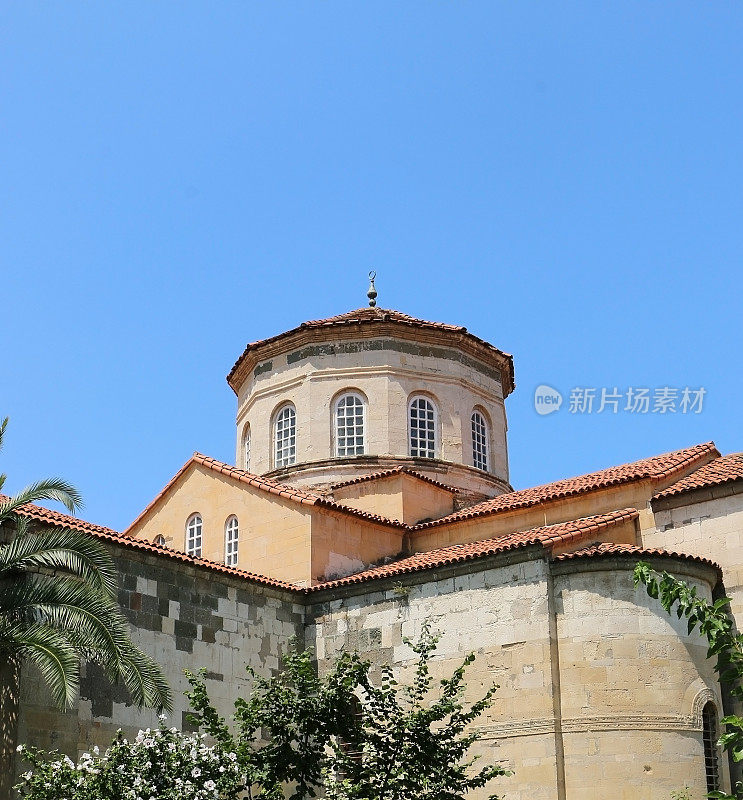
185 514 203 558
703 702 720 792
225 516 239 567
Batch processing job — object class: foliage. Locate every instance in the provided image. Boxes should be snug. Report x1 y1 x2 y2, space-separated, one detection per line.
634 561 743 800
186 624 509 800
0 415 171 710
323 621 510 800
14 716 244 800
186 646 366 800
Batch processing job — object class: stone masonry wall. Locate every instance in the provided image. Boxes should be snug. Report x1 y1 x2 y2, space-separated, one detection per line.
306 549 559 800
15 542 303 781
306 551 725 800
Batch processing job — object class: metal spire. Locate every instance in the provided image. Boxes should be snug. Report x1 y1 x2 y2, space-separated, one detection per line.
367 271 377 307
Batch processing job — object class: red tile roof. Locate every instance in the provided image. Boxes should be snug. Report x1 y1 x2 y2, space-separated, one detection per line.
7 499 299 591
330 467 459 494
123 453 408 536
9 502 718 592
313 509 640 589
552 542 720 572
227 307 515 395
653 453 743 501
411 442 719 531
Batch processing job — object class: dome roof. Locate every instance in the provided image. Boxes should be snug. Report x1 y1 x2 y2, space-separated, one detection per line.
227 307 515 396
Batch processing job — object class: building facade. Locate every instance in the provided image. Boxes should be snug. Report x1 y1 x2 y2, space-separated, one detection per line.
11 304 743 799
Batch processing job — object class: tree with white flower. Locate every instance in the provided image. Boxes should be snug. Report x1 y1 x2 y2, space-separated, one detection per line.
15 716 244 800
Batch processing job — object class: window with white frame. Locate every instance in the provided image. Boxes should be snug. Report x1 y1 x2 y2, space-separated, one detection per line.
409 396 437 458
335 393 365 457
243 425 251 471
471 410 489 472
185 514 203 557
274 404 297 468
225 516 239 567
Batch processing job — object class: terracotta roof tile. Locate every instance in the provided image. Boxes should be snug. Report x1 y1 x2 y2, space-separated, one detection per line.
227 307 515 395
552 542 721 572
313 509 639 589
653 453 743 501
8 502 717 593
412 442 719 531
5 499 299 591
123 453 408 536
330 467 459 493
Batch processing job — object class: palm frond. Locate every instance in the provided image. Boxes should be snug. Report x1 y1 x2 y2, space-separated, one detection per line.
0 478 83 521
0 574 172 710
115 643 174 711
0 417 8 453
3 621 80 707
0 527 118 597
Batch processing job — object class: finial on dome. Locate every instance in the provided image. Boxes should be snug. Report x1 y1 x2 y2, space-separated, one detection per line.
367 271 378 307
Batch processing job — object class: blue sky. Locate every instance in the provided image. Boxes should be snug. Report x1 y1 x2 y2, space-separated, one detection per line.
1 2 741 531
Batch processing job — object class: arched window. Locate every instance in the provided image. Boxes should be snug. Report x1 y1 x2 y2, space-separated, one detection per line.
335 393 365 457
409 396 437 459
703 702 720 792
274 404 296 468
243 424 251 471
153 534 166 548
185 514 202 558
225 516 239 567
471 410 489 472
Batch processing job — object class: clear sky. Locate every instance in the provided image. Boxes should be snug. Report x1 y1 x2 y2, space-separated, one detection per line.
1 2 741 532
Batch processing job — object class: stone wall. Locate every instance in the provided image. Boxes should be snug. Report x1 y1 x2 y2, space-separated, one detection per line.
306 550 726 800
14 542 303 781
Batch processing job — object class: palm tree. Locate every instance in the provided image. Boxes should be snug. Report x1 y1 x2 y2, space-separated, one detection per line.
0 417 171 797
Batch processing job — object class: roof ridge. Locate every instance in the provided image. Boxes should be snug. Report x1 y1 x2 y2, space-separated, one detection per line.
653 452 743 501
412 441 719 531
330 466 459 493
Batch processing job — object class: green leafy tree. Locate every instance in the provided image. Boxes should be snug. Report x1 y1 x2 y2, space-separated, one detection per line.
634 561 743 800
186 646 366 800
186 624 509 800
0 417 171 797
323 621 509 800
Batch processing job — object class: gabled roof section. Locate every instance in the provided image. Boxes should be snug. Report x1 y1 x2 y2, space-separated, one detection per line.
123 453 408 536
227 307 515 396
653 453 743 501
412 442 719 531
313 509 639 589
330 466 459 494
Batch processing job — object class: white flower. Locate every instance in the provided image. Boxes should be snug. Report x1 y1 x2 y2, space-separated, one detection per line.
192 766 201 777
204 779 216 791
